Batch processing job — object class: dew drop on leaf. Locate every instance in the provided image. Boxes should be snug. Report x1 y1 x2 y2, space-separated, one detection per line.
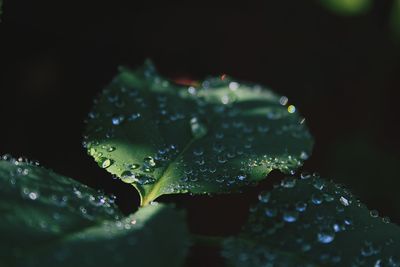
190 117 208 138
99 158 113 169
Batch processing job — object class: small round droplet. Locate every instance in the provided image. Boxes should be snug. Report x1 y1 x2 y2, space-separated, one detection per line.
339 196 350 206
258 191 271 203
370 210 379 218
287 105 296 113
313 179 325 190
300 151 309 160
190 117 208 138
264 207 277 217
295 201 307 212
311 193 323 205
281 177 296 188
130 164 140 170
144 156 156 167
29 192 38 200
237 174 247 181
112 115 125 125
318 229 335 244
279 96 288 105
121 171 137 183
99 158 113 168
283 210 299 223
229 82 239 91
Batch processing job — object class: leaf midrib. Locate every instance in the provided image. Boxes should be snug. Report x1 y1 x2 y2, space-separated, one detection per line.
141 138 196 205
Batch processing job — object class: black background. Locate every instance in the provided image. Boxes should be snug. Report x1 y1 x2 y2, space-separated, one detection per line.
0 1 399 265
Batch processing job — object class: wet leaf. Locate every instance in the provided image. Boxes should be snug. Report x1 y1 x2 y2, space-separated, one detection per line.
84 60 313 205
0 157 189 267
223 174 400 266
319 0 372 16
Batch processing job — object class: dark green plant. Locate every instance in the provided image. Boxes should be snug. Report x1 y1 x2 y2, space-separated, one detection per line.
1 61 399 267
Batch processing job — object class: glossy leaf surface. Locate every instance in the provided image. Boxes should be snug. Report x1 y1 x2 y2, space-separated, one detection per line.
84 61 313 205
0 157 189 267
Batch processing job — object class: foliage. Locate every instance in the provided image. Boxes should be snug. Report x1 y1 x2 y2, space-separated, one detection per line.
84 61 313 205
0 157 189 267
223 175 400 266
0 61 399 266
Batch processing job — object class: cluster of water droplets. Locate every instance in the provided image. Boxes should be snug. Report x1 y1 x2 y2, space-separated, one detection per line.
223 173 399 267
83 61 313 195
0 155 121 240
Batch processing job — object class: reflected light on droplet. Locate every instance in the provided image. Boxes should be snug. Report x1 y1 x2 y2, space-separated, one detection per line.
288 105 296 113
229 82 239 91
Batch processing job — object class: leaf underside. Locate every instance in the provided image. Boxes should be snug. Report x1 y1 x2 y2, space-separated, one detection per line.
0 157 189 267
84 60 313 205
222 174 400 267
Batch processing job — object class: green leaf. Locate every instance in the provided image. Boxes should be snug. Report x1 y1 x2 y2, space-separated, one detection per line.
222 174 400 266
84 61 313 205
319 0 372 16
0 157 189 267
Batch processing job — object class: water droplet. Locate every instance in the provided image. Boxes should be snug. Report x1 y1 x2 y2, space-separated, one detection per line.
130 164 140 170
279 96 288 105
258 191 271 203
237 174 247 181
311 193 323 205
193 147 204 156
107 146 116 152
323 193 334 202
99 158 113 168
121 171 137 183
313 179 325 190
300 172 311 179
281 177 296 188
111 115 125 125
128 113 141 121
317 229 335 244
287 105 296 113
135 174 156 185
283 210 299 222
229 82 239 90
370 210 379 218
221 95 230 104
264 207 277 217
143 156 156 168
339 196 350 206
190 117 208 138
295 201 307 212
29 191 39 200
217 155 227 164
188 86 197 95
300 151 309 160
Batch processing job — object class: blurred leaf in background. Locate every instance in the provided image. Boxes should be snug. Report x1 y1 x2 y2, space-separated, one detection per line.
319 0 372 16
391 0 400 39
